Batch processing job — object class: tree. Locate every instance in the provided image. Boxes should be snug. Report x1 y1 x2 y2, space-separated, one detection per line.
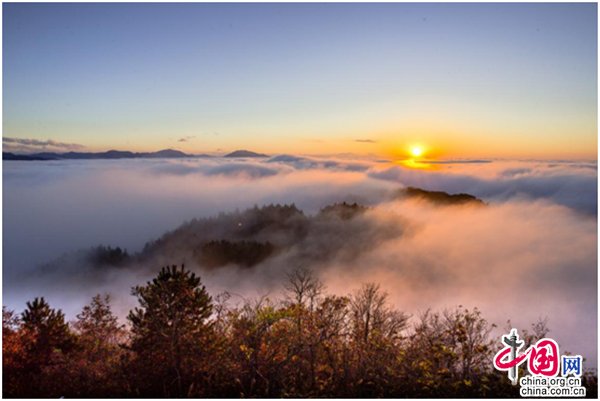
402 307 499 397
67 294 127 397
228 297 293 397
3 307 25 396
127 265 214 397
284 266 324 311
6 298 75 397
350 283 408 345
283 267 326 395
309 295 351 396
20 297 73 352
3 306 20 333
74 294 124 342
348 283 409 397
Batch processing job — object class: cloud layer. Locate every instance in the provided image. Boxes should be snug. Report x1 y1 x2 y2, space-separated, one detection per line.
3 137 86 153
3 155 597 367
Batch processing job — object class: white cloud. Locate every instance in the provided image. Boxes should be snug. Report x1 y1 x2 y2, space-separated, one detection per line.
3 136 86 153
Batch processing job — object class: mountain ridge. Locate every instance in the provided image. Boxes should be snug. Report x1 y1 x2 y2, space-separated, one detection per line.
3 148 213 160
3 148 273 160
39 187 484 274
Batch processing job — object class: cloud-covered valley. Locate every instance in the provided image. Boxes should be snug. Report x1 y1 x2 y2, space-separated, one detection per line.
3 155 597 366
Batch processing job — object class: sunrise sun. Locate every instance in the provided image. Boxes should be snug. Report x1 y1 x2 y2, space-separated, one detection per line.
409 145 424 158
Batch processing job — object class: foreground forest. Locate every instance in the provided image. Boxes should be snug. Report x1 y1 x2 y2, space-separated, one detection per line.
3 265 597 398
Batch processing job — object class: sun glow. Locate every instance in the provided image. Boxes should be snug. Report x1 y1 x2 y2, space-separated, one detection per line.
394 143 435 170
410 145 424 158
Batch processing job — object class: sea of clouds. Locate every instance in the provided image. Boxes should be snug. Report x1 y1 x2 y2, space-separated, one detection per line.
3 155 597 367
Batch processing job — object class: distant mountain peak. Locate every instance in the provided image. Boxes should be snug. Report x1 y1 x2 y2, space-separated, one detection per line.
397 187 485 206
138 149 189 158
224 150 269 158
154 148 186 155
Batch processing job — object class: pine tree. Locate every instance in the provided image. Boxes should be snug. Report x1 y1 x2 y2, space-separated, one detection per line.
127 265 213 397
20 297 73 363
10 297 75 397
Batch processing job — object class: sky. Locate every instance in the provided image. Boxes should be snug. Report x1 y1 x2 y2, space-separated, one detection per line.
3 3 598 159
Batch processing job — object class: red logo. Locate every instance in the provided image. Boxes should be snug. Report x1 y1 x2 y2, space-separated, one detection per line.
493 329 560 384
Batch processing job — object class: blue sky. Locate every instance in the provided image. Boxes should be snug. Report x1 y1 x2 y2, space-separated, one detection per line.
3 3 597 158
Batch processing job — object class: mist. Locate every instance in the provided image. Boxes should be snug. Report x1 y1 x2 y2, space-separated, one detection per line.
3 155 597 367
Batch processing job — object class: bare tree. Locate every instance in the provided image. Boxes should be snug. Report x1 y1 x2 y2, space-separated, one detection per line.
350 283 408 343
284 266 324 311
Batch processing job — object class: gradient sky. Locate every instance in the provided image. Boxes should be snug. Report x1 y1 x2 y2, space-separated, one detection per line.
3 3 597 159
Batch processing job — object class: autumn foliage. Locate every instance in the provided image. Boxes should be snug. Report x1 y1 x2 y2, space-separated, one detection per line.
3 265 597 398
